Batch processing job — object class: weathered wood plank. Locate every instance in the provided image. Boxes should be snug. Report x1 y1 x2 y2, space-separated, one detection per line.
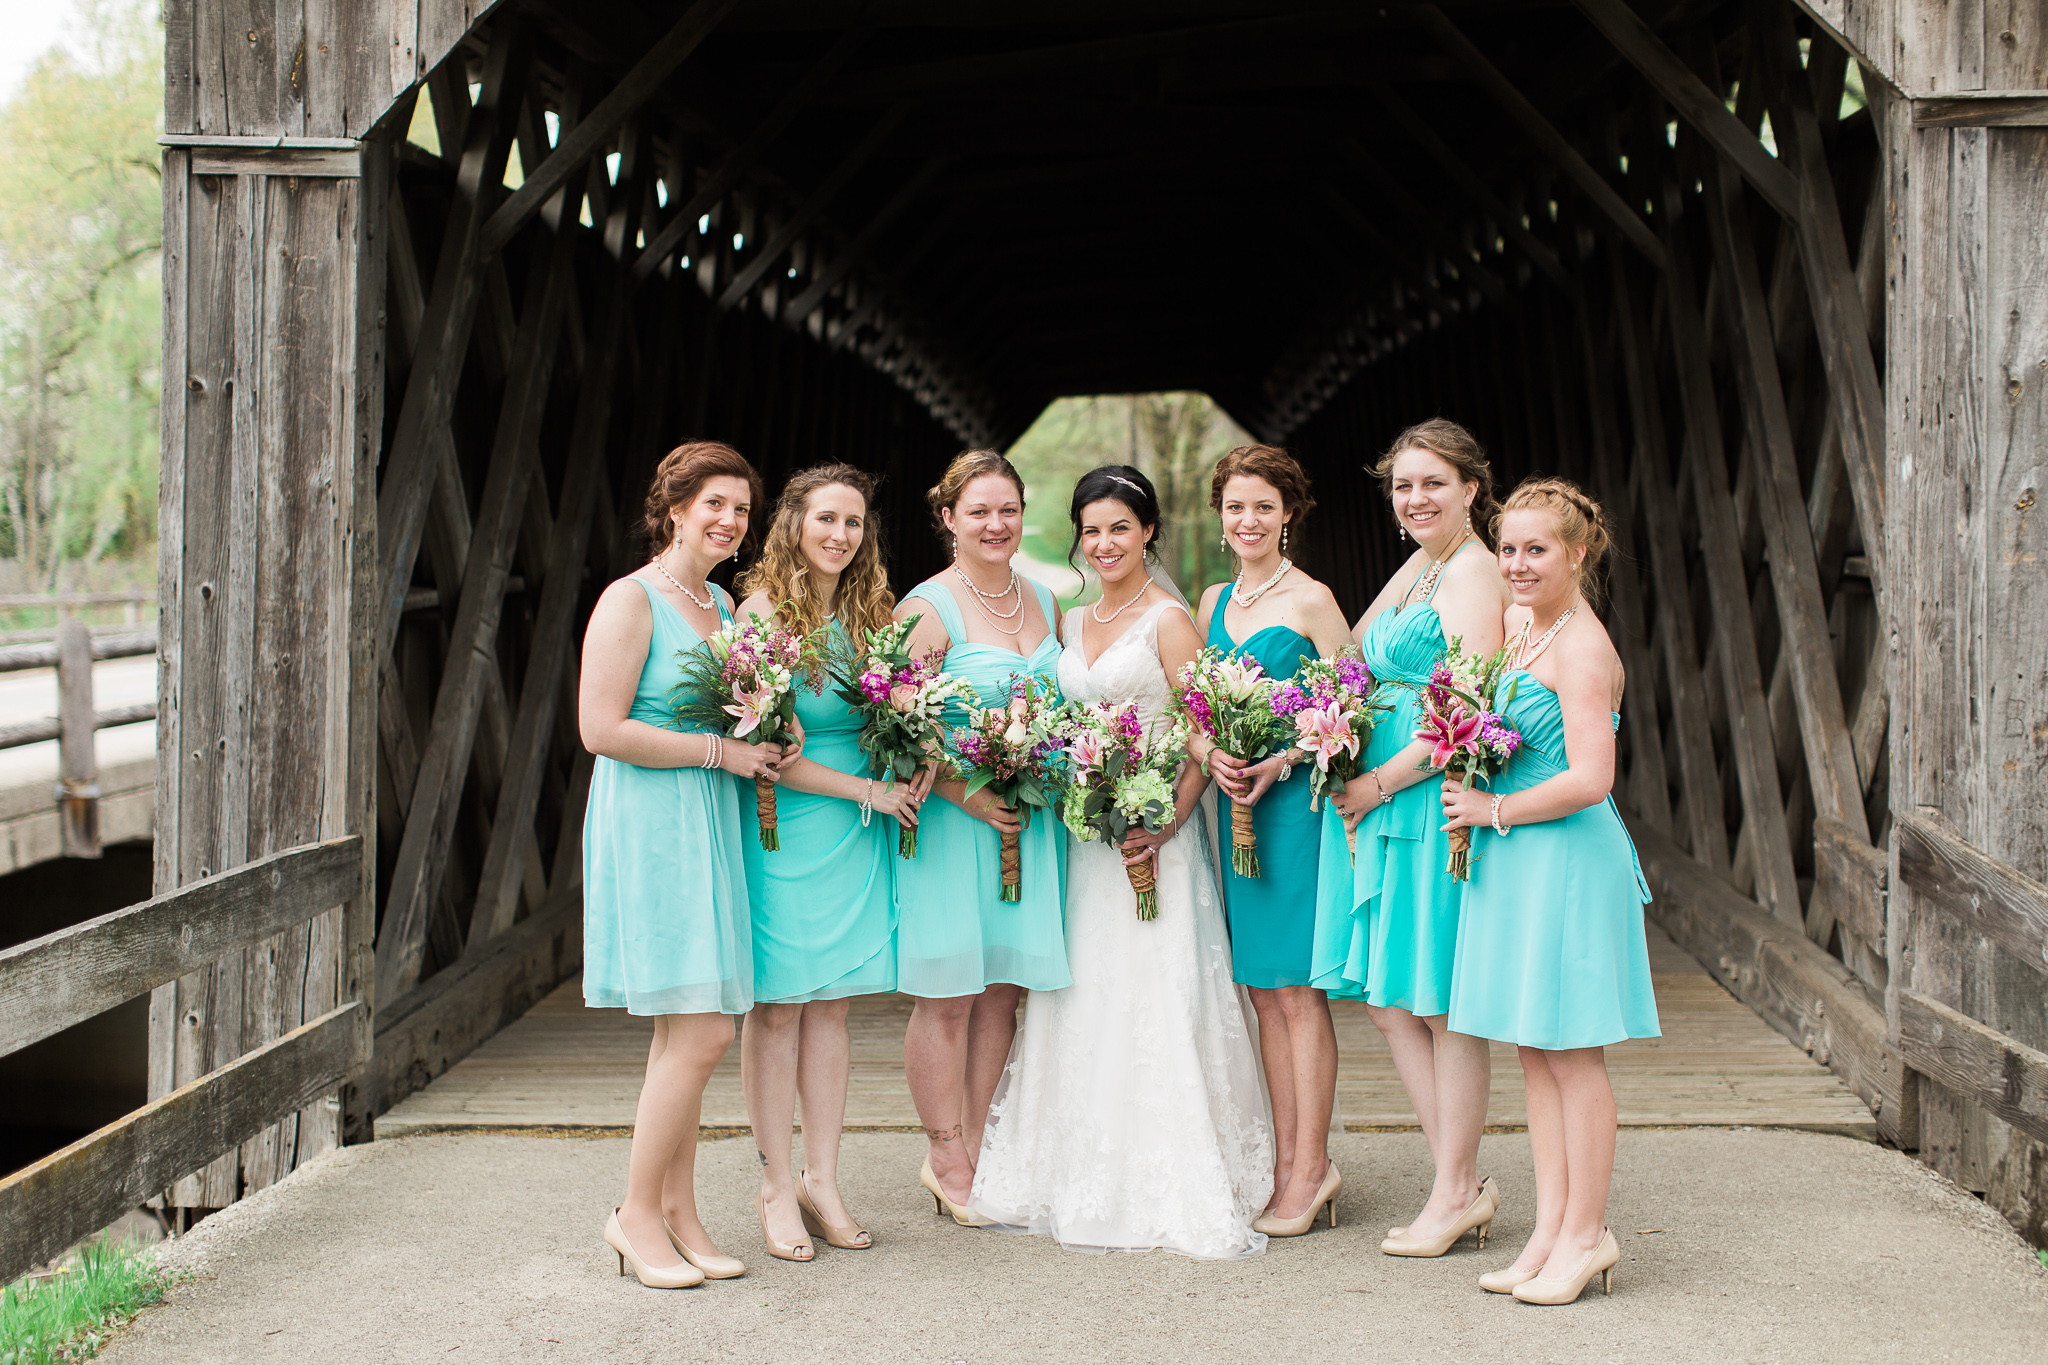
0 1002 361 1285
0 838 362 1058
1813 814 1888 949
1914 94 2048 128
1898 990 2048 1145
1897 813 2048 976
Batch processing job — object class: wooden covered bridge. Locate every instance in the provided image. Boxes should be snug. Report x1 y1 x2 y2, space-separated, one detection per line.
2 0 2045 1279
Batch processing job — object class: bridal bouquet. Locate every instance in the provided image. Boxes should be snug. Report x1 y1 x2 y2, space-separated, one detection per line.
672 610 821 851
1050 701 1188 921
951 675 1062 903
1413 636 1526 880
1284 653 1388 862
1175 648 1295 877
830 614 975 857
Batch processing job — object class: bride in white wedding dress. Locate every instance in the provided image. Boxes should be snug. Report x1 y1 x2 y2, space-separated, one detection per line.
972 466 1275 1260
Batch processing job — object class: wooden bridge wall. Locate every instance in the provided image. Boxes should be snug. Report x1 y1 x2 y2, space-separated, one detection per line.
149 0 2048 1245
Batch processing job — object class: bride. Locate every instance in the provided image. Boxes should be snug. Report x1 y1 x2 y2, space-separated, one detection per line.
971 465 1275 1259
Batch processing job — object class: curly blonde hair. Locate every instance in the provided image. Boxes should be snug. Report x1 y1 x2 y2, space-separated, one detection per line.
738 464 895 642
1495 476 1612 609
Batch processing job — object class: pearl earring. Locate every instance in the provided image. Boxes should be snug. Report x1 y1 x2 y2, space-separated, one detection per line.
1220 533 1228 554
1397 520 1407 541
1281 525 1289 553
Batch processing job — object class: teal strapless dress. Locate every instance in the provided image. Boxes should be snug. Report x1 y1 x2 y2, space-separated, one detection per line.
1448 674 1661 1049
1209 600 1322 990
583 579 751 1016
741 620 897 1004
1310 559 1467 1014
892 580 1071 998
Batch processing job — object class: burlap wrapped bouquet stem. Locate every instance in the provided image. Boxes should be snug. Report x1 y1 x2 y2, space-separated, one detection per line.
1125 855 1158 921
755 775 779 850
1229 799 1260 877
999 829 1022 902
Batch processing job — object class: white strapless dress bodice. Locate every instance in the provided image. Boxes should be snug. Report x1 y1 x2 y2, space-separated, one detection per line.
971 602 1275 1259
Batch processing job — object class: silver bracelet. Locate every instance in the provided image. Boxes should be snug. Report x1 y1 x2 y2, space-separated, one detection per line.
860 779 874 827
1491 792 1512 837
701 734 716 769
1277 754 1292 781
711 735 724 771
1368 767 1394 806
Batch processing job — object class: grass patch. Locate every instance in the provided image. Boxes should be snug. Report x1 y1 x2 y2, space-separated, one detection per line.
1 1236 170 1365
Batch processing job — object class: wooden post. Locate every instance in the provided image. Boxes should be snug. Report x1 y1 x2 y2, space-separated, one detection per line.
55 617 101 859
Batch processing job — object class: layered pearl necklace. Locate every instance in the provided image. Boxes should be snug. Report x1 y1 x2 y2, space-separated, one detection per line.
651 551 713 610
1515 605 1578 669
1231 556 1292 606
953 562 1024 635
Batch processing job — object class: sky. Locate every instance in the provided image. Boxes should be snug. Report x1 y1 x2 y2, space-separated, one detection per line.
0 0 94 104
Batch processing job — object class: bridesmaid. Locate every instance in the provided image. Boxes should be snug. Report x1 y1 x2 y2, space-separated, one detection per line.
1314 418 1507 1259
894 450 1069 1224
580 441 795 1288
1440 478 1659 1305
1191 445 1352 1238
734 465 922 1262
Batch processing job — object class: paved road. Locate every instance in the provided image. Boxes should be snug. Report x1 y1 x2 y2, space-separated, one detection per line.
102 1129 2048 1365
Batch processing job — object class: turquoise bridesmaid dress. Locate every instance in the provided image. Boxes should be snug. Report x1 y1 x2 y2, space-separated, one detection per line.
1448 676 1661 1049
1209 598 1321 989
892 580 1071 998
741 619 897 1004
1309 550 1469 1014
583 579 751 1016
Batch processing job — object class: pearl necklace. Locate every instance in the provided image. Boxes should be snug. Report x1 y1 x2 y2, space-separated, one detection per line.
954 564 1023 635
1090 577 1152 625
1515 605 1578 669
651 553 713 610
1231 557 1292 606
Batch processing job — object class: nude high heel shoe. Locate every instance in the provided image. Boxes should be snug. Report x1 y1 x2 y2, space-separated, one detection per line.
605 1208 705 1288
797 1170 873 1249
1512 1228 1620 1305
1478 1264 1541 1295
756 1189 814 1262
1380 1176 1501 1257
664 1220 745 1279
1251 1163 1342 1237
920 1158 992 1228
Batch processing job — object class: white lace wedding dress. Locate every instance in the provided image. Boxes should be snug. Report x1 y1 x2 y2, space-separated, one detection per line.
971 601 1275 1259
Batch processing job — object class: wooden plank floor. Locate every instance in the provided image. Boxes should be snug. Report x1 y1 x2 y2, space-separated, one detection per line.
379 922 1875 1139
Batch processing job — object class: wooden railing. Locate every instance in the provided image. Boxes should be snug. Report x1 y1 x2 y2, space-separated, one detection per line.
1893 816 2048 1146
0 618 159 858
0 838 365 1282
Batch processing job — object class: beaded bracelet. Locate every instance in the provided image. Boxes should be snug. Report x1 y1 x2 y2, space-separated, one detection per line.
1491 792 1512 837
860 778 874 828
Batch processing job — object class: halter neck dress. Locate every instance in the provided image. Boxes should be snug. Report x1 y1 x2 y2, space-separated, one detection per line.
583 578 752 1016
740 618 897 1004
1208 595 1322 989
1310 543 1475 1014
1448 674 1660 1049
892 579 1071 998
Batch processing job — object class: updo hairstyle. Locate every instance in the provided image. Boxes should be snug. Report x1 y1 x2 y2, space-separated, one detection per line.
926 449 1026 540
1208 444 1316 527
1066 465 1163 571
642 440 766 555
1370 418 1501 546
1496 476 1613 608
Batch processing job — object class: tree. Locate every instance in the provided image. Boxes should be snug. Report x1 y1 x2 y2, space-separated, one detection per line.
0 0 163 592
